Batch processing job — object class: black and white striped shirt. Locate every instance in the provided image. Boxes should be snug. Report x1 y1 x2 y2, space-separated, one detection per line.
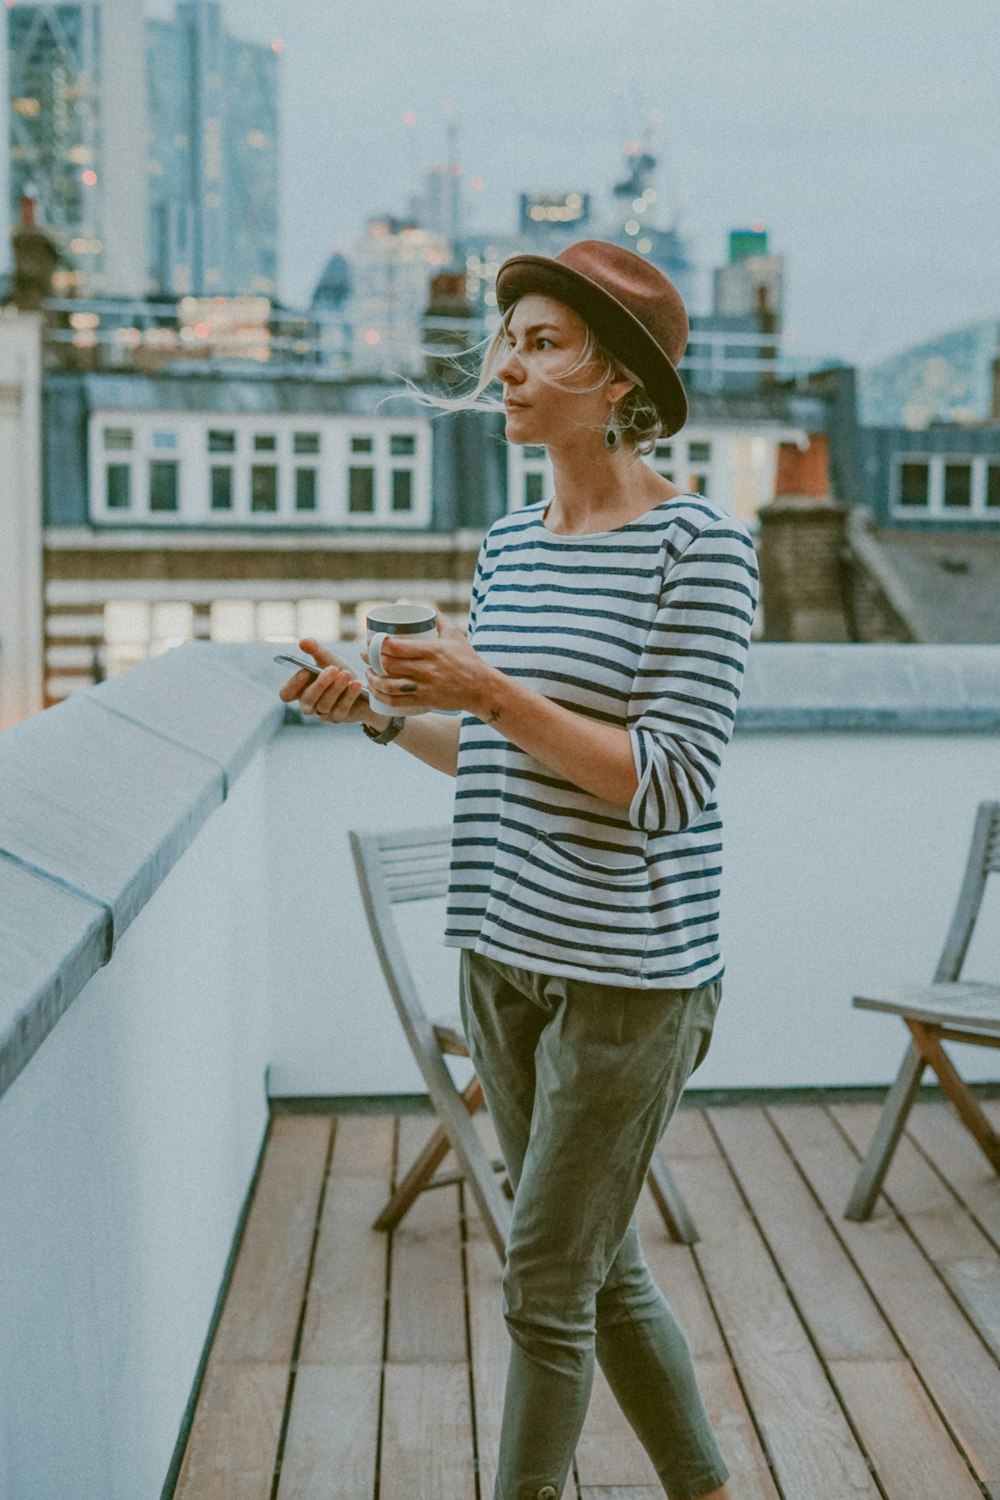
444 494 759 989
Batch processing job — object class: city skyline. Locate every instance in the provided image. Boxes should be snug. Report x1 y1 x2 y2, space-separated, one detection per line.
182 0 998 368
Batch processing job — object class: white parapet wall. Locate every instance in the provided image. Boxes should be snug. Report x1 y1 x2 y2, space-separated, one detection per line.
1 641 999 1498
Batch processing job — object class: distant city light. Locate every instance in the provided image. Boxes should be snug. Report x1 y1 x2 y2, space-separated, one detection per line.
469 176 485 192
403 111 417 127
632 198 646 213
12 96 40 116
751 219 766 232
643 188 657 203
623 139 640 156
637 237 652 253
193 322 211 338
81 169 98 186
624 219 640 236
270 37 284 53
364 329 381 346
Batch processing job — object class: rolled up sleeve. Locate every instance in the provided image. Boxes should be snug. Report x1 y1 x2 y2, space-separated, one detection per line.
628 520 759 833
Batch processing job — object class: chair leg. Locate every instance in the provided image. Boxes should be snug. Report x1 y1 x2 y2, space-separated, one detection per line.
910 1021 1000 1174
646 1148 699 1244
845 1040 925 1221
374 1077 485 1233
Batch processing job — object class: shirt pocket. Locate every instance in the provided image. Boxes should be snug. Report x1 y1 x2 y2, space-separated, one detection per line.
484 833 653 979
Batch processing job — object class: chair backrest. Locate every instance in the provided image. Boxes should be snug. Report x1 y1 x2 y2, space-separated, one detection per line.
935 800 1000 982
349 823 454 1086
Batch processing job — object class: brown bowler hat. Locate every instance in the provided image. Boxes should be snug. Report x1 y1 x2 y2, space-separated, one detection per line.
495 239 690 436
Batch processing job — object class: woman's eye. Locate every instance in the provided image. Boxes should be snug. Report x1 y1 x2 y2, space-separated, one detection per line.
536 338 552 350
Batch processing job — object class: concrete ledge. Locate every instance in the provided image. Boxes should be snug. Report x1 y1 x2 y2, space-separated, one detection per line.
738 644 1000 731
0 643 284 1103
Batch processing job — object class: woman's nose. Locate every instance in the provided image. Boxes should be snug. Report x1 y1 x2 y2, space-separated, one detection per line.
497 347 524 384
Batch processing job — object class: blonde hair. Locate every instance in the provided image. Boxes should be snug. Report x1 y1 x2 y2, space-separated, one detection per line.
406 303 665 455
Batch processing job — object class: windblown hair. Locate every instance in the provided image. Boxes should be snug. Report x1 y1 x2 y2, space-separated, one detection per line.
407 304 665 455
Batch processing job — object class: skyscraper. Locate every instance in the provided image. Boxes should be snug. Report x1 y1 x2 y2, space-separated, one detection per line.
146 1 279 297
6 0 278 299
6 0 148 295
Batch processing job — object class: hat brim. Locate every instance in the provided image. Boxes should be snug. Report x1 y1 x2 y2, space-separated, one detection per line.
495 254 688 436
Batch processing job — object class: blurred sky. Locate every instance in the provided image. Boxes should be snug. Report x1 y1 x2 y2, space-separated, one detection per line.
151 0 998 366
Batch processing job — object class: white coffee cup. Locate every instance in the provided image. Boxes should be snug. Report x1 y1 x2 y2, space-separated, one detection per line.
366 601 438 715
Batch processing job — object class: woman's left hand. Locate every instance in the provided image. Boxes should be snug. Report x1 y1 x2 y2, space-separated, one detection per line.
363 614 494 716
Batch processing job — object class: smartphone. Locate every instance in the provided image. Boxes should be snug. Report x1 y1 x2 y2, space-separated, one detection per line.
274 651 369 700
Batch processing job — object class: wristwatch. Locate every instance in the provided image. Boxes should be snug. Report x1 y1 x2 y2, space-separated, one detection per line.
362 714 405 746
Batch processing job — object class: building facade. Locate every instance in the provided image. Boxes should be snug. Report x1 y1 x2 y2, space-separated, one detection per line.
6 0 148 296
37 359 840 702
6 0 278 300
146 1 279 298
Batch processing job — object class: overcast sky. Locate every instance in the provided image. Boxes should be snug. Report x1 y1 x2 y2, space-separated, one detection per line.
170 0 998 365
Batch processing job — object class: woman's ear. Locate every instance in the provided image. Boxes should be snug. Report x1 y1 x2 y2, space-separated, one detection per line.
607 372 636 407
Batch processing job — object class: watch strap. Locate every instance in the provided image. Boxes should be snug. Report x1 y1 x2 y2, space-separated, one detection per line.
362 714 405 746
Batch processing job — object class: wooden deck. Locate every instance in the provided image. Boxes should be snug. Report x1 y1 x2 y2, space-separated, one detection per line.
172 1099 1000 1500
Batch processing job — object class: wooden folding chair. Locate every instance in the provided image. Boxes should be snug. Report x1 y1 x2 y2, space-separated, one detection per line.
845 799 1000 1221
350 822 701 1260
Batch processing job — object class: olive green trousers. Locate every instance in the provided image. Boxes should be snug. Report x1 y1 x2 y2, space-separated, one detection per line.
459 949 730 1500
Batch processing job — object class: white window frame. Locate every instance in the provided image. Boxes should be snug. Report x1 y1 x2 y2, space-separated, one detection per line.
89 412 432 527
504 430 722 512
890 455 998 521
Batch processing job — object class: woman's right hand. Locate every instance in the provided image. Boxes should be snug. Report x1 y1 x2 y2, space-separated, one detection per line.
278 637 374 725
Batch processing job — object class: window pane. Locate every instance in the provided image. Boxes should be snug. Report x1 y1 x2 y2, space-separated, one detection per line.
987 465 1000 508
943 462 972 508
391 469 413 511
656 469 675 483
524 472 544 506
151 601 193 648
208 429 236 453
898 462 929 507
349 466 374 513
152 430 177 449
689 472 709 497
295 467 318 510
210 466 233 509
254 433 277 451
210 600 254 642
104 427 133 451
293 431 320 455
150 460 179 511
251 464 278 511
106 463 131 508
351 435 374 454
654 442 673 460
688 441 711 462
523 445 546 459
390 433 415 456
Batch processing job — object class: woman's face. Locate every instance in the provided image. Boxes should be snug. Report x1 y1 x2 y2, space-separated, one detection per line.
496 293 631 449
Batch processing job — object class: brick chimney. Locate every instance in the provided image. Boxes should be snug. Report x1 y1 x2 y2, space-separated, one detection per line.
755 433 852 640
423 268 476 384
10 194 59 312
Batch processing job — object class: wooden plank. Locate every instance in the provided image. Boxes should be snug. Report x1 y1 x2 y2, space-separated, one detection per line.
299 1119 393 1366
211 1115 332 1364
668 1143 882 1498
830 1358 986 1500
276 1364 381 1500
831 1101 1000 1363
173 1361 287 1500
695 1358 781 1500
771 1103 1000 1491
379 1364 476 1500
905 1099 1000 1249
709 1106 899 1361
386 1116 466 1364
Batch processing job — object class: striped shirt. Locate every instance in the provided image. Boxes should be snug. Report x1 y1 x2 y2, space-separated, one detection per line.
443 493 759 989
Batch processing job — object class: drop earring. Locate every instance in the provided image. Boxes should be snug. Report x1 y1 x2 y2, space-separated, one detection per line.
604 408 621 451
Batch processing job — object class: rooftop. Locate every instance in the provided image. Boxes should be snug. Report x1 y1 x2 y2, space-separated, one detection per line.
2 642 999 1498
172 1099 1000 1499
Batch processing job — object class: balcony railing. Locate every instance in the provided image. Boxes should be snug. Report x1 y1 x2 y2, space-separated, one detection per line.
2 642 999 1497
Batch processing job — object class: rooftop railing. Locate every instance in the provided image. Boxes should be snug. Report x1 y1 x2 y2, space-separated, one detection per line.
2 642 999 1498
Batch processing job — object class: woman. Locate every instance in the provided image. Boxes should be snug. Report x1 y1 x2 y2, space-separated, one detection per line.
280 240 757 1500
